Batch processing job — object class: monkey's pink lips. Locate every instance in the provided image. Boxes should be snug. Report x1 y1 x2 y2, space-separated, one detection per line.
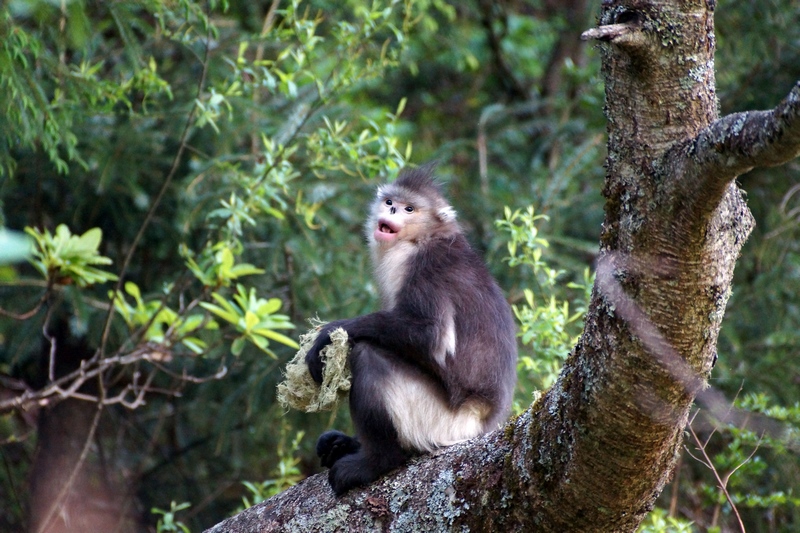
374 218 399 242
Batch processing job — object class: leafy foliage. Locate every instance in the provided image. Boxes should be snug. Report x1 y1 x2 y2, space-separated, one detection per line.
153 501 192 533
240 429 306 508
111 281 218 355
200 284 298 357
26 225 117 287
637 508 694 533
1 0 418 528
497 206 592 402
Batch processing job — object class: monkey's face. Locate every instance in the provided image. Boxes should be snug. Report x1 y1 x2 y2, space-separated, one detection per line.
367 181 458 252
372 196 424 246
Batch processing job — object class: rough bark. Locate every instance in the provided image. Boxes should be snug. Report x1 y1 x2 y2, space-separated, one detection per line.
207 1 800 531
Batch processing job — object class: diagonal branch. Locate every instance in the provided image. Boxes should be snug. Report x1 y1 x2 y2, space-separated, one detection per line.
687 81 800 182
96 1 214 360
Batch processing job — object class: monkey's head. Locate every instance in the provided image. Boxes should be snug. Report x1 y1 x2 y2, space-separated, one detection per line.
367 167 458 251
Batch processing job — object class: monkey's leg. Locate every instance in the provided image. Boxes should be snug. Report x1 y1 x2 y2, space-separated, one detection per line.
326 343 409 496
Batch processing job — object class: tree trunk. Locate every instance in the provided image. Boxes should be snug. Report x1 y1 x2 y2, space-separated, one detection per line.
207 1 800 531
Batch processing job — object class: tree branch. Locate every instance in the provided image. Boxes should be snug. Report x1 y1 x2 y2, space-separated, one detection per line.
687 81 800 184
205 427 520 532
0 343 226 414
580 22 647 50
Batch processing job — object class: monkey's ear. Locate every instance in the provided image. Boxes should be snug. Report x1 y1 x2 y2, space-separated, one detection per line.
437 205 457 223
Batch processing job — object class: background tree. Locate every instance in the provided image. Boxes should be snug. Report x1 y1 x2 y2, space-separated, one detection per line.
0 0 798 532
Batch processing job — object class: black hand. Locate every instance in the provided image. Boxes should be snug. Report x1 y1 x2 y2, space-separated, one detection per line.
304 323 339 383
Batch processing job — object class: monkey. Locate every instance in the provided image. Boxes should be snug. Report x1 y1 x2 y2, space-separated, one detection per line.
305 166 517 496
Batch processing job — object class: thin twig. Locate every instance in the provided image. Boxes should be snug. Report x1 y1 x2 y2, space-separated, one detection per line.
723 432 765 488
686 413 750 533
97 0 215 361
0 297 45 320
251 0 282 154
0 339 229 413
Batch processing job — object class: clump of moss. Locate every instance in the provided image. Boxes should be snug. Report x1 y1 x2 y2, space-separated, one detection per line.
276 323 351 412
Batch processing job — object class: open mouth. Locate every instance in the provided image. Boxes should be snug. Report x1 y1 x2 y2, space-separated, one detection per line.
374 218 399 242
379 221 396 234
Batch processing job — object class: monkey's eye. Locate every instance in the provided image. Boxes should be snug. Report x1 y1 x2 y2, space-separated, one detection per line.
404 206 414 213
385 199 393 206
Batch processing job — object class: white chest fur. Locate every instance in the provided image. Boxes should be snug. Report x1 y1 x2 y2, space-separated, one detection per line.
372 241 415 310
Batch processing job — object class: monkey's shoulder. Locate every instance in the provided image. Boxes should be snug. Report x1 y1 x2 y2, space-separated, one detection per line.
412 234 494 283
414 232 473 259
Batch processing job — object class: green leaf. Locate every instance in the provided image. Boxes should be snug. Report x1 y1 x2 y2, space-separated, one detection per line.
255 328 300 349
75 227 102 254
125 281 142 302
258 297 282 315
209 292 239 315
229 263 266 278
250 334 269 351
231 336 246 356
244 310 259 331
182 337 207 354
178 315 205 333
199 302 239 325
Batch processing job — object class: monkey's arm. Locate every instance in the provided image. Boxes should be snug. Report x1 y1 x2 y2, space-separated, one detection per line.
305 306 441 384
306 241 468 383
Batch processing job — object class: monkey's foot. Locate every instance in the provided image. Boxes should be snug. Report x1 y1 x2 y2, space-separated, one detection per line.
328 452 374 496
316 430 361 469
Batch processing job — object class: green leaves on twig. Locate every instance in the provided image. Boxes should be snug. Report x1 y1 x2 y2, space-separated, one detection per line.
113 244 298 358
497 206 593 394
25 224 118 287
184 244 265 288
201 284 298 357
111 281 218 356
